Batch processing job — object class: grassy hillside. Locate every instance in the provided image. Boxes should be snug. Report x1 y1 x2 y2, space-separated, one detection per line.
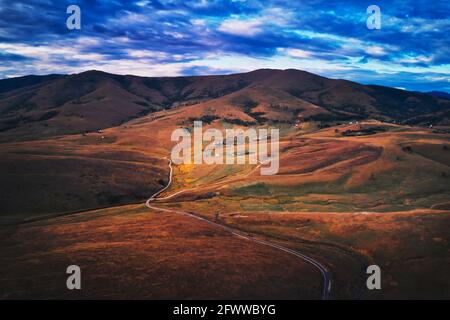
1 69 449 142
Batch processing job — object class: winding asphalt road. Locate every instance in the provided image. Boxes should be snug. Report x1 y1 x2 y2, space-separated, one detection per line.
146 159 332 300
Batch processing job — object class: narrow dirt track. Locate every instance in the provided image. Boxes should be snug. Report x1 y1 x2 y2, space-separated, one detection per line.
146 159 332 300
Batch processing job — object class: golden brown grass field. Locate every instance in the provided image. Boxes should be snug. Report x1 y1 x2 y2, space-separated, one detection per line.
0 205 321 299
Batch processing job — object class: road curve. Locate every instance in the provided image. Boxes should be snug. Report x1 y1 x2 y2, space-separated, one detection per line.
146 158 332 300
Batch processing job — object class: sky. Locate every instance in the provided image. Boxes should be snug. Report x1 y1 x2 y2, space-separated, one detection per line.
0 0 449 92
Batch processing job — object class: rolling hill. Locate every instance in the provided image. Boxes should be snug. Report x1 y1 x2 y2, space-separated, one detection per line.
0 69 449 142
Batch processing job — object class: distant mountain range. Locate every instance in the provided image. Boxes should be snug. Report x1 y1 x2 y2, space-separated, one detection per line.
427 91 450 99
0 69 449 141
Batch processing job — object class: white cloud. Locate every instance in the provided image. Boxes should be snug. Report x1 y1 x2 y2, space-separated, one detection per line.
399 55 433 64
113 12 149 25
279 48 312 58
0 42 106 61
126 49 168 59
218 7 292 37
191 19 207 27
75 37 100 46
218 17 264 36
293 30 398 58
72 53 106 61
163 31 185 39
366 46 386 56
136 0 150 7
190 0 210 8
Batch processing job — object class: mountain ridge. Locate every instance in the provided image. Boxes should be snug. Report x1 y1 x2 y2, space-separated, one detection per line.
0 68 449 142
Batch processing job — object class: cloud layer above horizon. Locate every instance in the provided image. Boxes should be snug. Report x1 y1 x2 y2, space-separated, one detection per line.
0 0 449 92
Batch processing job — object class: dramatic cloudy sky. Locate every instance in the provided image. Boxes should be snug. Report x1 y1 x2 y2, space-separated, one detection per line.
0 0 449 92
